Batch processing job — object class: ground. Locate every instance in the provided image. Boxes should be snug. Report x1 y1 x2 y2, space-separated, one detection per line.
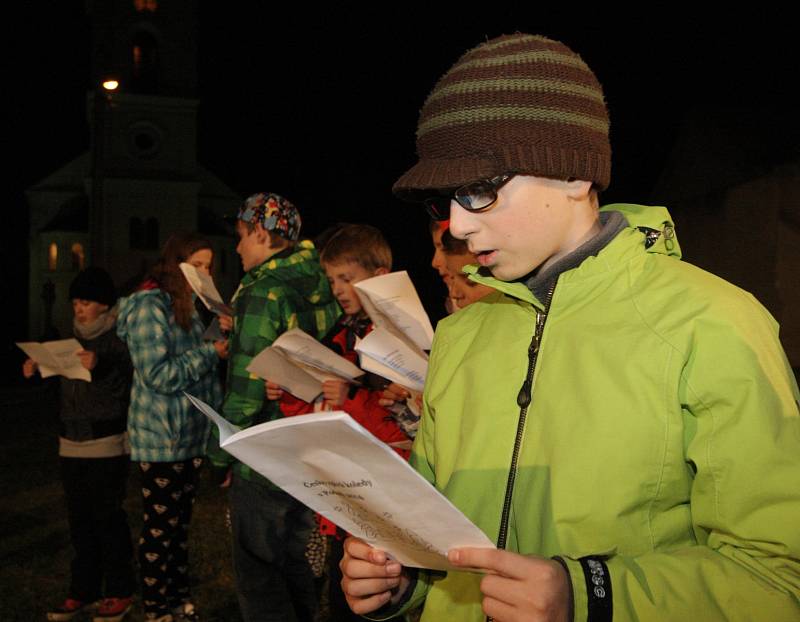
0 381 241 621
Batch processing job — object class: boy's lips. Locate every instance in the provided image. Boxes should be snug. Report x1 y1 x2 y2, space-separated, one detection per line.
475 250 498 267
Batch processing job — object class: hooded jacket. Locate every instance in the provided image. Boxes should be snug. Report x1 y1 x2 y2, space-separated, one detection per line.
393 205 800 621
210 240 340 485
117 288 222 462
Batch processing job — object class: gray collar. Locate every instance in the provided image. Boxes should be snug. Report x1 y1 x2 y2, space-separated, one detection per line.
523 210 626 304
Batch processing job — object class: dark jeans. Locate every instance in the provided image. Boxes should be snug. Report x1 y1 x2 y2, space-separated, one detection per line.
60 454 135 601
230 475 317 622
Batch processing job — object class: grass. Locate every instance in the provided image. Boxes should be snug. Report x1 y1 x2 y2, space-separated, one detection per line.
0 381 241 621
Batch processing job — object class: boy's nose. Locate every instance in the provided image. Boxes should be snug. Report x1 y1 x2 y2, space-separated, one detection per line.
448 201 478 240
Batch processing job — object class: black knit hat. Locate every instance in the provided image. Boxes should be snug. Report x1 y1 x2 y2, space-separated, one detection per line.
69 267 117 307
393 33 611 195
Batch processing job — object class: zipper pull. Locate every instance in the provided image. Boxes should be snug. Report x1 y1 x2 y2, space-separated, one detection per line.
516 331 539 408
516 381 532 408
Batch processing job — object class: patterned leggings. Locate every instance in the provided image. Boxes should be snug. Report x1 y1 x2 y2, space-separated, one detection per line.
138 458 202 620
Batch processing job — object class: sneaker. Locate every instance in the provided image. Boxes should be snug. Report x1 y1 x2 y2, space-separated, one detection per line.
92 597 133 622
47 598 98 621
171 602 199 621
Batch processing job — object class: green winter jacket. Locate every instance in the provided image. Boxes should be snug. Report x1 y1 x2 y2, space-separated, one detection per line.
395 205 800 621
209 240 340 485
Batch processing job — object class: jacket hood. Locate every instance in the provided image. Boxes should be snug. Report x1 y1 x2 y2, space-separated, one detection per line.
237 239 335 308
116 288 166 344
465 204 682 308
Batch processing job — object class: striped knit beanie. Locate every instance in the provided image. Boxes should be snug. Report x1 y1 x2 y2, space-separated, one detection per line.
393 34 611 195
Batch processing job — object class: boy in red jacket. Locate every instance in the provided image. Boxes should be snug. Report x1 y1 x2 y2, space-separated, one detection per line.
266 223 412 621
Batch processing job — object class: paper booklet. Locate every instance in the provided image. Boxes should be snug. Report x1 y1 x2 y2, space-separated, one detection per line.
179 263 234 316
246 328 364 403
354 327 427 394
16 339 91 382
353 271 434 353
185 393 494 570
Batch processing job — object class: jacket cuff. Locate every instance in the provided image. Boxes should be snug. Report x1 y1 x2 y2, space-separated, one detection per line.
561 555 613 622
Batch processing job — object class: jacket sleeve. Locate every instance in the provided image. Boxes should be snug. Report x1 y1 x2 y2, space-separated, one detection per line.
278 392 315 417
124 296 218 395
91 332 132 385
342 387 410 450
218 288 287 434
560 292 800 621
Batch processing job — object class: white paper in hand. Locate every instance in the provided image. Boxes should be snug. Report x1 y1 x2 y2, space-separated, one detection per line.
354 271 434 351
355 327 427 392
246 347 323 403
17 339 91 382
179 263 233 316
185 393 494 570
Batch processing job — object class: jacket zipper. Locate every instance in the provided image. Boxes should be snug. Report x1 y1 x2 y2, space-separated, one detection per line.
496 281 556 551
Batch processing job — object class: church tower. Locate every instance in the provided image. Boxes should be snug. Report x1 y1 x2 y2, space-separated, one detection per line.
26 0 239 338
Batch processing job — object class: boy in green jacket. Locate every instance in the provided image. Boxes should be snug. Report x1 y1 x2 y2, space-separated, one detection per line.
341 34 800 622
210 192 339 622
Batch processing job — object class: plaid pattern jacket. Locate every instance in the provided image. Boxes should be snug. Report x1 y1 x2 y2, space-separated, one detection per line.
211 240 340 484
117 288 222 462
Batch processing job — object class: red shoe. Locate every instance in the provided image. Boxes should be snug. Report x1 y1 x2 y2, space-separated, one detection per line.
92 597 133 622
47 598 98 621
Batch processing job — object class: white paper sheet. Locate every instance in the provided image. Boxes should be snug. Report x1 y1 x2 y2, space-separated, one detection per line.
355 327 427 393
179 263 234 316
185 393 494 570
16 339 91 382
273 329 363 380
246 329 365 403
246 347 324 403
354 271 434 352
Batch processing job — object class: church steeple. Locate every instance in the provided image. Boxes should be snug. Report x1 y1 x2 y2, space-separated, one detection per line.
26 0 239 339
88 0 197 98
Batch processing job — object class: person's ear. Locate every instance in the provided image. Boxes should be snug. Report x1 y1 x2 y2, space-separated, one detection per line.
254 223 269 245
373 267 390 276
564 179 593 201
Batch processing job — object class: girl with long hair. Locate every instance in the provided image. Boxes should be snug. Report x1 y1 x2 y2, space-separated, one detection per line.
117 232 227 622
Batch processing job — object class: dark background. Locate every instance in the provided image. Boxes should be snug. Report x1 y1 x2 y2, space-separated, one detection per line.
7 5 798 373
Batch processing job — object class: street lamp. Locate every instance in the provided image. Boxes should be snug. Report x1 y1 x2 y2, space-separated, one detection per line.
90 77 118 267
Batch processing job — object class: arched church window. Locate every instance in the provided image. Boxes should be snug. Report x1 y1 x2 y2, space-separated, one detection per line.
133 0 158 11
48 242 58 271
130 217 144 249
130 30 159 94
71 243 85 271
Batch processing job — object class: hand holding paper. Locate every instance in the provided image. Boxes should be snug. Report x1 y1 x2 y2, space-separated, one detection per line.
185 393 493 570
246 329 364 403
17 339 91 382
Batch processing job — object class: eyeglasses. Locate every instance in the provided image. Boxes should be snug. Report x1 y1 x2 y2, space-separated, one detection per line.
423 174 514 221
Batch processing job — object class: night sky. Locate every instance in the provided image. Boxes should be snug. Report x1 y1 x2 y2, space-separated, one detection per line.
8 5 798 348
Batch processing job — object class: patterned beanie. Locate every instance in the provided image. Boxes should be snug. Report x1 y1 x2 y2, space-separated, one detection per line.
393 33 611 195
237 192 302 242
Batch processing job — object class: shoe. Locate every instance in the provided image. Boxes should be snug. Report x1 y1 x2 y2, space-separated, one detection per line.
171 602 199 621
92 597 133 622
47 598 98 621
